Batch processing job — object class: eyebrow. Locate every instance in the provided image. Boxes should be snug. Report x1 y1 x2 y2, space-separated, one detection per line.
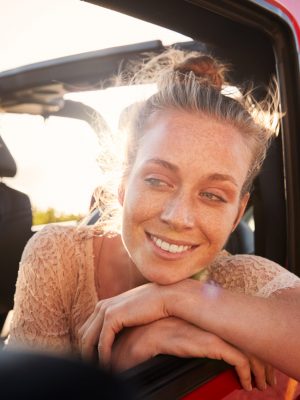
145 158 179 173
203 173 238 187
145 158 238 187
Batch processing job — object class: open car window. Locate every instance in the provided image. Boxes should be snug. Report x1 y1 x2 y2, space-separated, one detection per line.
0 113 100 221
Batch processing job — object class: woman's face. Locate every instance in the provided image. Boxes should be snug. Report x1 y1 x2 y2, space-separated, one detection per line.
120 110 251 284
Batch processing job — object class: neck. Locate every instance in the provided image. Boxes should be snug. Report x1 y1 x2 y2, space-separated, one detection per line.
94 234 147 299
127 255 149 288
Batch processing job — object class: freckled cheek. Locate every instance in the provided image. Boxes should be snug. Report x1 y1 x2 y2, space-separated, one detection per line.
124 182 163 221
195 209 235 244
123 185 162 225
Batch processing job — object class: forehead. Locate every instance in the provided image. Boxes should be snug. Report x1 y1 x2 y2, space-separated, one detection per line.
139 110 250 159
134 110 251 186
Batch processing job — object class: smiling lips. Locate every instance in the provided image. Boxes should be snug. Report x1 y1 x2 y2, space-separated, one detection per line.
150 234 197 254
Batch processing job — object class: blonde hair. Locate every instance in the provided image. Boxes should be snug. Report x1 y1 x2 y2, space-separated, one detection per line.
93 49 280 234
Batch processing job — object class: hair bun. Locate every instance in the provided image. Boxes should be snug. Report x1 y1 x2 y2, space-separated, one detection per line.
175 55 225 89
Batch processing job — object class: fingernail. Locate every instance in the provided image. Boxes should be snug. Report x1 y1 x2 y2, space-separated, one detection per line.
246 383 253 391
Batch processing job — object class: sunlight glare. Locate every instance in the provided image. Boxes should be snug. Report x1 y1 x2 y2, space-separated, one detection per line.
0 0 191 215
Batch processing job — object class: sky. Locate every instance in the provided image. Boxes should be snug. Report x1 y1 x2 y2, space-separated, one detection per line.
0 0 190 215
0 0 189 72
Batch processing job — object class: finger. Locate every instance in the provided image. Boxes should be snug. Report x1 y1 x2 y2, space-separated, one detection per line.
99 309 121 366
210 338 252 392
80 304 106 361
78 308 98 339
151 323 253 392
226 351 252 391
81 316 102 360
266 364 276 387
99 301 162 366
249 356 267 391
78 299 108 340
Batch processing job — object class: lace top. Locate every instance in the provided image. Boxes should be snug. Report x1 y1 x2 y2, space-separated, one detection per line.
7 224 300 354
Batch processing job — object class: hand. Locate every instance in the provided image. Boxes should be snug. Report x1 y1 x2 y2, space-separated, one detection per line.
78 279 210 365
110 317 275 392
246 353 276 391
78 282 170 364
78 280 276 391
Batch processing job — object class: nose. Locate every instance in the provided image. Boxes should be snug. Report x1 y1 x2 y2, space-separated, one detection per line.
160 192 196 231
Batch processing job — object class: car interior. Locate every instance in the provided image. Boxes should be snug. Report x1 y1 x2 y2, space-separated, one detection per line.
0 137 33 330
0 0 300 398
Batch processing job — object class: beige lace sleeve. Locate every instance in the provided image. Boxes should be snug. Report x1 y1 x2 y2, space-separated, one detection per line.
7 225 80 353
209 253 300 297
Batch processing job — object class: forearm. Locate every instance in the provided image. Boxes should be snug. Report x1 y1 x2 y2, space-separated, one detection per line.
167 279 300 380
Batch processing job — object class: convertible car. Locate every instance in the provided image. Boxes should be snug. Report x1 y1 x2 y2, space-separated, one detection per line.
0 0 299 398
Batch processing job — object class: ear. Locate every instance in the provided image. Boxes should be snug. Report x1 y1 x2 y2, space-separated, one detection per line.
232 192 250 232
118 184 125 206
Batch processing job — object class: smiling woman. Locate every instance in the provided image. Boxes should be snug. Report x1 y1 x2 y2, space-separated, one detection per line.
6 49 300 395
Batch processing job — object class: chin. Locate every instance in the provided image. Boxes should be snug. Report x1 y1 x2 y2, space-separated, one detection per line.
143 269 186 286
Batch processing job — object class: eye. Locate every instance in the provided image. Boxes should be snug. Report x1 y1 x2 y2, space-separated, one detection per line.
200 192 226 203
145 177 171 188
144 177 169 187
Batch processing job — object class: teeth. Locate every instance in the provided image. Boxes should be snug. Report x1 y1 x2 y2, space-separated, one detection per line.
151 235 192 253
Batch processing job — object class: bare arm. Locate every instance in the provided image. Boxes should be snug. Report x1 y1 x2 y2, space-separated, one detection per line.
89 278 300 380
167 279 300 380
110 317 276 391
79 252 300 380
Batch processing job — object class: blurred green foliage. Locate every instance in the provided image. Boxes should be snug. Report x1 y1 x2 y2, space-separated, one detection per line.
32 207 84 226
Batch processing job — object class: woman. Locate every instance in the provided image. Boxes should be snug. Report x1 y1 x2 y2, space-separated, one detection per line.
7 51 300 393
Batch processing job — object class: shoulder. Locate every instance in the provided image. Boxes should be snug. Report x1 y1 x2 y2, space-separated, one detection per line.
17 224 97 306
24 223 94 248
21 224 95 270
209 253 300 297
